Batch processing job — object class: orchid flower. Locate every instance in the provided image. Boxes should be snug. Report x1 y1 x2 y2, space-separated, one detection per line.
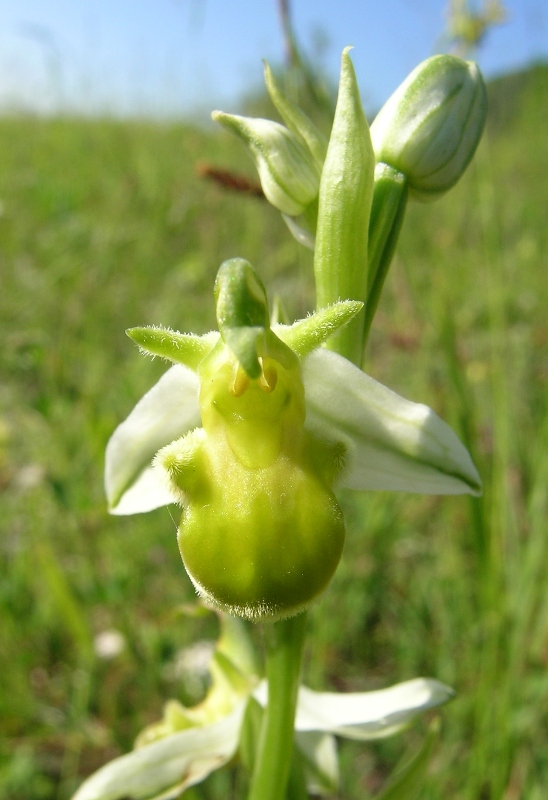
88 44 486 800
105 258 479 623
73 614 454 800
89 257 477 800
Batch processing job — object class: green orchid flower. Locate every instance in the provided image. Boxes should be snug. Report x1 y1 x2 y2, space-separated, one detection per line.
105 258 480 623
72 613 455 800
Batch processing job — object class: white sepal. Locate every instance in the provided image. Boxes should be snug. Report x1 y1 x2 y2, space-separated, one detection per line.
296 677 450 743
254 677 452 742
105 365 200 514
71 701 246 800
294 678 452 740
303 348 481 495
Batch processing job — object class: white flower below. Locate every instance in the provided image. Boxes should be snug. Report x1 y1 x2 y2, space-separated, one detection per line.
72 676 454 800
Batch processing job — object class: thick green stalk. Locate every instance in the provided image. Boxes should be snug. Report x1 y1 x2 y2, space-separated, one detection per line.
362 165 408 348
247 612 308 800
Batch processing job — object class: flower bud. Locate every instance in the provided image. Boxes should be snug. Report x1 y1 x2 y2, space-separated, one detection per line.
370 55 487 201
212 111 320 216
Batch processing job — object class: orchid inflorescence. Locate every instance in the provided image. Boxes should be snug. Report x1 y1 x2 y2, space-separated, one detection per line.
74 46 487 800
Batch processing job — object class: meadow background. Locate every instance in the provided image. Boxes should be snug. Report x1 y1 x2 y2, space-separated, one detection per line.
0 30 548 800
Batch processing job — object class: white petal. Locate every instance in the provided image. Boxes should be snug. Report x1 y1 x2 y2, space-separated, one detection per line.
295 731 339 795
294 678 453 740
303 348 481 495
71 702 246 800
105 365 201 514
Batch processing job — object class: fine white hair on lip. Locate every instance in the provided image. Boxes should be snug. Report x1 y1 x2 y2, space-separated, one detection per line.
186 572 310 623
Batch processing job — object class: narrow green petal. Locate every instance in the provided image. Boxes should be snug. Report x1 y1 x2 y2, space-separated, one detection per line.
303 349 481 495
105 365 201 514
71 702 246 800
127 327 218 371
274 301 363 357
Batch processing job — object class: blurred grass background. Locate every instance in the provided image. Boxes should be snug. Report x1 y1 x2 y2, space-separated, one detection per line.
0 61 547 799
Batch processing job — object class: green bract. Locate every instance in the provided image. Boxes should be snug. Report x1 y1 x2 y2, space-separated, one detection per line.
105 258 481 622
314 47 375 364
370 54 487 201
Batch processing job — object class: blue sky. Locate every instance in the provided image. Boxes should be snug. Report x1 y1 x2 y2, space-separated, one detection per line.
0 0 546 118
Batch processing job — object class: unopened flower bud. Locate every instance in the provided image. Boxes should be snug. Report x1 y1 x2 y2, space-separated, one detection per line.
212 111 320 216
370 55 487 201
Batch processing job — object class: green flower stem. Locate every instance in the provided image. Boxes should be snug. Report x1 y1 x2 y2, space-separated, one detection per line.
366 165 407 293
362 164 408 349
247 612 308 800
